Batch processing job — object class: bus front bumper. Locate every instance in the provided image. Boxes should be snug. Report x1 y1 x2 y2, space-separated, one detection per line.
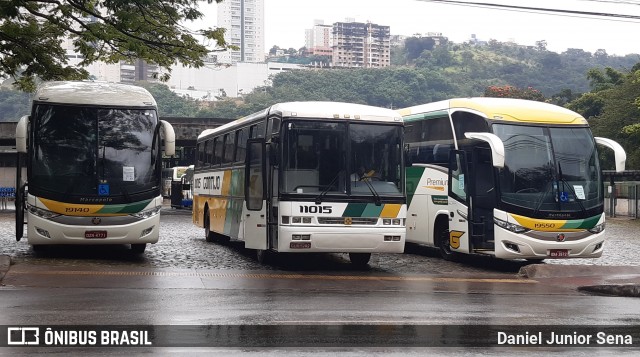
493 226 605 260
277 226 405 253
26 213 160 246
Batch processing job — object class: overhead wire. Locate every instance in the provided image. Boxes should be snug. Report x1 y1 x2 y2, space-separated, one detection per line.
415 0 640 23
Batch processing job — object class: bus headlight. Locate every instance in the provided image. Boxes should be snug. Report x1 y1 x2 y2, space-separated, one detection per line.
131 206 162 219
588 222 605 234
494 217 529 233
27 204 60 219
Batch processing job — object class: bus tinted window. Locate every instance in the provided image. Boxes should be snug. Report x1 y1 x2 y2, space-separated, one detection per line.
214 136 223 165
406 116 454 166
235 128 246 163
197 142 205 167
224 133 235 164
205 139 214 167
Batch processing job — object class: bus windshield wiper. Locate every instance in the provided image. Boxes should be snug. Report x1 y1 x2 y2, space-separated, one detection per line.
314 171 342 205
359 175 381 206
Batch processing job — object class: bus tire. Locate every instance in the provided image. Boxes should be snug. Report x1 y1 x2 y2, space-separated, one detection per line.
256 249 270 264
204 209 214 242
438 230 457 261
131 244 147 254
349 253 371 267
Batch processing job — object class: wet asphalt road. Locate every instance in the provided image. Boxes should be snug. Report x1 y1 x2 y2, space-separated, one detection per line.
1 207 639 275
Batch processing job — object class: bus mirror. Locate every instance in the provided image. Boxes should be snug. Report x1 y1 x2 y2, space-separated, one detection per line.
16 115 29 153
160 120 176 156
404 144 412 167
594 137 626 172
268 141 279 166
464 132 505 168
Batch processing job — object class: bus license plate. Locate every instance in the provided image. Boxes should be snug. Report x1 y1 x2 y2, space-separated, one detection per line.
549 249 569 258
85 230 107 239
290 242 311 249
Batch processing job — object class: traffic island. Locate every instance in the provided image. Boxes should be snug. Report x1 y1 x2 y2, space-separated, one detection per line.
519 264 640 297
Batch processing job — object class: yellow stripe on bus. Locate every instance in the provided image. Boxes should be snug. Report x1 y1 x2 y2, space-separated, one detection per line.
380 204 401 218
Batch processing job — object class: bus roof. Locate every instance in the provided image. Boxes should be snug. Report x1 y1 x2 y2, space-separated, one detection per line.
198 101 402 140
33 81 157 108
398 97 587 125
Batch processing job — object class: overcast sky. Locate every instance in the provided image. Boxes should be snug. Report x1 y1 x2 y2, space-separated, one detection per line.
194 0 640 56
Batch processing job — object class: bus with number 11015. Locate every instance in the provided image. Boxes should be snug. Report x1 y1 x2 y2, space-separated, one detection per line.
192 101 407 266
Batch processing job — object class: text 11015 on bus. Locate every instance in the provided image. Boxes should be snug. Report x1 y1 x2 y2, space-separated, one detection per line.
15 81 175 254
399 97 626 261
192 101 407 266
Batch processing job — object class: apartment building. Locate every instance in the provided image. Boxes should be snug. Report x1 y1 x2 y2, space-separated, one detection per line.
305 20 333 56
332 21 390 68
217 0 265 64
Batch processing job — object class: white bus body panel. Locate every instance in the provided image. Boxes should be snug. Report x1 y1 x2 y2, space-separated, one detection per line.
406 165 449 246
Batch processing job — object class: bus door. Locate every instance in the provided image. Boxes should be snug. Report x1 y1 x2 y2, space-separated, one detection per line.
468 146 496 251
447 150 470 254
244 139 267 250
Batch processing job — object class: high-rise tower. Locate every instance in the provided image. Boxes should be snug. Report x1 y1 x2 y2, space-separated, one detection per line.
217 0 265 64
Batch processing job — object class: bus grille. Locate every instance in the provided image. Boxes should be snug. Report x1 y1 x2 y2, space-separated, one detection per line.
317 217 378 225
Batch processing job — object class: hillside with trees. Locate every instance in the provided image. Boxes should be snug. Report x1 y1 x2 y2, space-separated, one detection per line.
3 37 640 168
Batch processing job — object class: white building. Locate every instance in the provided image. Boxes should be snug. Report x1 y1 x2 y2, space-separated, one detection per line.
305 20 333 56
166 62 305 99
217 0 265 64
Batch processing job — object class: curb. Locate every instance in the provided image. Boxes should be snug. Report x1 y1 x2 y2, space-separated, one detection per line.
519 264 640 298
518 264 640 279
578 285 640 298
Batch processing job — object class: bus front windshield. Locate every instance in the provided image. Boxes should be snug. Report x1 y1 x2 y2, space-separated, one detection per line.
281 120 404 199
30 104 160 200
493 123 602 217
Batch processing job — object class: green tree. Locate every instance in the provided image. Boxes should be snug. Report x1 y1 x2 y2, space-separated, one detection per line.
1 0 231 92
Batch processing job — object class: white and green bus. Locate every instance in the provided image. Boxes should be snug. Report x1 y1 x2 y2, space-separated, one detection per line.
193 102 406 265
399 97 626 261
15 81 175 254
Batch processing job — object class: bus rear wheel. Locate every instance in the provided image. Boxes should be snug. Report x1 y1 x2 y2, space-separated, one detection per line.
349 253 371 267
131 244 147 254
204 210 214 242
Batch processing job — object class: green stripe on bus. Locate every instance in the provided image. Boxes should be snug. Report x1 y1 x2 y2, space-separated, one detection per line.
96 199 152 214
343 203 367 217
403 110 449 123
406 166 426 207
561 215 601 230
361 204 384 217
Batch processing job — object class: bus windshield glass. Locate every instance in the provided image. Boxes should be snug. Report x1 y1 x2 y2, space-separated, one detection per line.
281 120 404 197
30 104 159 198
493 123 602 215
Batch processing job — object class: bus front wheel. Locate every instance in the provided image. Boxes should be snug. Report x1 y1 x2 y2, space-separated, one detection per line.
256 249 270 264
131 244 147 254
439 230 458 261
349 253 371 267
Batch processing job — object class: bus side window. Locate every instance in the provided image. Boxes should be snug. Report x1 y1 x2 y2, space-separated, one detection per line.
214 136 224 166
196 142 204 168
206 139 214 167
267 116 281 137
235 128 246 163
224 133 235 164
407 116 454 167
